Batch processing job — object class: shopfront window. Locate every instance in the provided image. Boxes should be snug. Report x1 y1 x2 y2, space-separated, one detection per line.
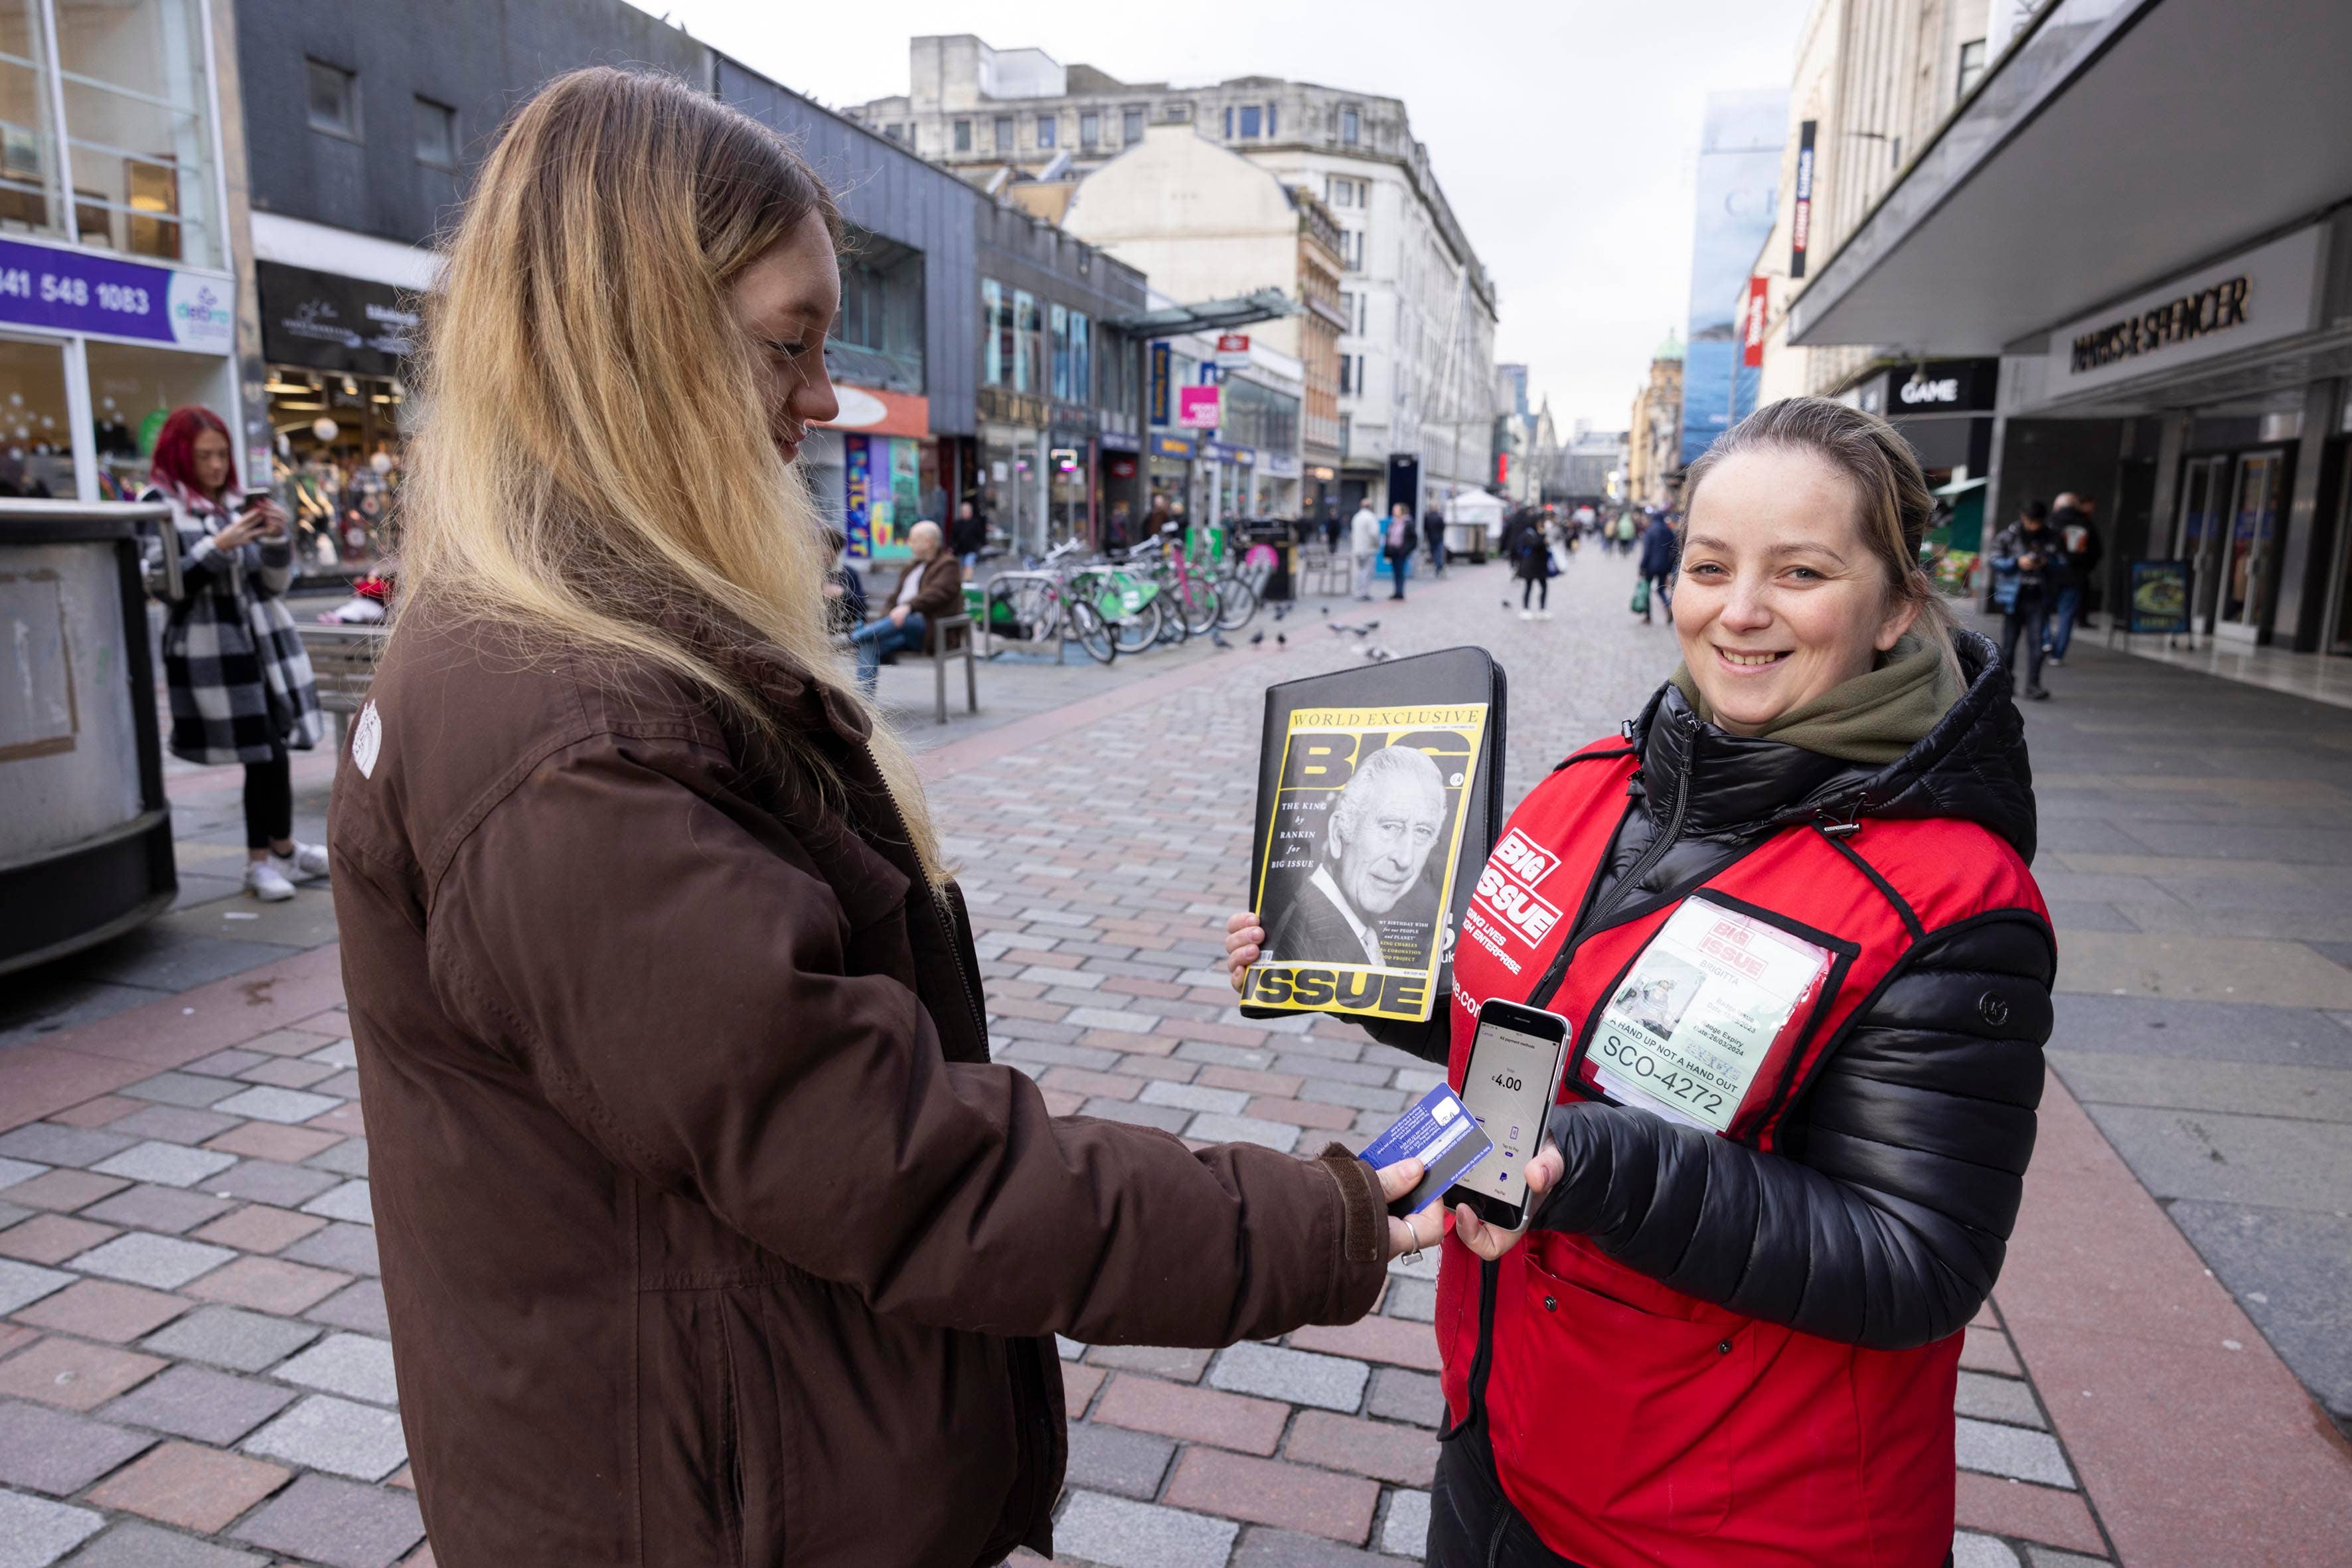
0 1 61 244
86 337 221 501
54 0 220 266
0 335 72 496
982 278 1005 387
1069 311 1090 406
830 228 923 394
1049 302 1068 402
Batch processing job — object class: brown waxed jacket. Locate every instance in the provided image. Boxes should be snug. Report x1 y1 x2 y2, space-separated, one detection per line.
877 554 963 651
327 601 1388 1568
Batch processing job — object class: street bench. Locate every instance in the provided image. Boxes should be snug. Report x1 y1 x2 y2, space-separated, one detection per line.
303 623 389 751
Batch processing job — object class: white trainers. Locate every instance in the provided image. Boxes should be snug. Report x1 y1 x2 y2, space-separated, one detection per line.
244 860 297 902
1539 609 1554 621
1519 610 1533 621
271 841 330 881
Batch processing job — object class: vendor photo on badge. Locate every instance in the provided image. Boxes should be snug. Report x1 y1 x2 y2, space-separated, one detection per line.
1263 740 1453 969
1610 951 1705 1039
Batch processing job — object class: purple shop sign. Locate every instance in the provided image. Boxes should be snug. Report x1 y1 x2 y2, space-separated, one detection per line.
0 236 234 353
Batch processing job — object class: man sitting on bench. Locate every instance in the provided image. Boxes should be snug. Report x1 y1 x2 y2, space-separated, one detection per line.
851 520 963 696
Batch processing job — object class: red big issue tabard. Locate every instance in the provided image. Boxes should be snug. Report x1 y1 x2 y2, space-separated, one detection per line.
1437 739 2046 1568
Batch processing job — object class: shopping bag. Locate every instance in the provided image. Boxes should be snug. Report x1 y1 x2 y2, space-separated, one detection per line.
1630 578 1651 615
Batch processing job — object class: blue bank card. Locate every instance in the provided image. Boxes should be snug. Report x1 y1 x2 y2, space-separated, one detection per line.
1359 1083 1495 1216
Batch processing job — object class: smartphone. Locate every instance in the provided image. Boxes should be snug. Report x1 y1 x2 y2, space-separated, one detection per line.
1445 998 1571 1229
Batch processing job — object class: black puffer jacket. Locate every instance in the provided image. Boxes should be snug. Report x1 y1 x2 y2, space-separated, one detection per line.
1383 630 2055 1350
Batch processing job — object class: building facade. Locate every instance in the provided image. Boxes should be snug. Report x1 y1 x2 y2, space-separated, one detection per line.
1627 332 1684 509
0 0 244 505
848 36 1500 518
1056 124 1336 518
1682 90 1786 467
1557 420 1630 508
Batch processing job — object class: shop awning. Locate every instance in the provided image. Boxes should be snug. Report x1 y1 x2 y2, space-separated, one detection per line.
1106 289 1298 337
1786 0 2352 356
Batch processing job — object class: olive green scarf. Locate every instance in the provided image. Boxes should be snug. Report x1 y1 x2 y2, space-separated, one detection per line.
1668 633 1963 765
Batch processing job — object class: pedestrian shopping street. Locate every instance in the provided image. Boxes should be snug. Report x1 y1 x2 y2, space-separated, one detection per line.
3 552 2350 1567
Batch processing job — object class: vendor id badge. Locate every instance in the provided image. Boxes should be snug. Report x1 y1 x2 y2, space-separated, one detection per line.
1587 898 1834 1135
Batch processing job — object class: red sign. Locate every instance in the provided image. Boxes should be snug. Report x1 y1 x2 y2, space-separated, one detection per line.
1742 277 1768 368
1215 334 1250 355
817 384 931 439
1496 452 1511 485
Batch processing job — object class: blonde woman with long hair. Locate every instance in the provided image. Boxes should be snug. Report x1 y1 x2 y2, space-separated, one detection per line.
328 69 1434 1568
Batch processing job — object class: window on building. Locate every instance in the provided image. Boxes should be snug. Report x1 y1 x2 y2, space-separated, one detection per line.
1356 292 1368 333
413 98 456 169
1266 104 1277 137
994 116 1014 154
831 230 925 393
1013 288 1039 393
884 123 905 143
1238 105 1260 138
1165 102 1189 122
1036 114 1056 149
1957 38 1988 98
1338 355 1354 396
982 278 1002 385
953 118 971 152
1070 311 1091 405
1079 111 1099 147
1222 106 1233 139
1050 302 1069 402
1341 229 1363 270
307 60 357 138
1340 106 1360 145
1122 106 1143 143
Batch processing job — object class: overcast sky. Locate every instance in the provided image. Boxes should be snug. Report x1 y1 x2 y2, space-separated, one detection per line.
629 0 1811 432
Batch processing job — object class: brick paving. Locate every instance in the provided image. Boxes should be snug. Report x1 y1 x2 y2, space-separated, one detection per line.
1 554 2347 1564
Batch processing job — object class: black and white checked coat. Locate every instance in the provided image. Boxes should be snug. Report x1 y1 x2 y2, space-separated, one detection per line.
143 484 326 765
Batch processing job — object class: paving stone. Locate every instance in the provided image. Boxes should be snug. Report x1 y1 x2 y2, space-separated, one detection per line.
229 1472 424 1568
191 1205 328 1256
206 1161 341 1210
1231 1526 1403 1568
0 1398 155 1494
0 1490 102 1568
1052 1490 1240 1568
243 1393 408 1481
1247 1096 1362 1132
1176 1042 1279 1071
236 1056 341 1089
0 1200 30 1229
119 1075 242 1111
104 1364 298 1445
1086 1343 1214 1381
1379 1489 1431 1557
1210 1342 1369 1413
1956 1370 2048 1429
304 1139 370 1178
1064 1361 1107 1415
2022 1549 2110 1568
0 1172 129 1214
1951 1534 2023 1568
13 1280 190 1344
1273 1056 1393 1089
183 1050 270 1079
185 1255 351 1314
1164 1446 1379 1543
0 1258 75 1314
1955 1416 2076 1488
1184 1113 1301 1153
59 1520 269 1568
100 1107 241 1147
208 1087 340 1126
230 1028 341 1060
1285 1410 1441 1486
70 1233 233 1291
1961 1326 2023 1377
78 1184 235 1237
1138 1081 1253 1116
1295 1081 1409 1115
0 1336 166 1411
1381 1277 1437 1324
202 1124 343 1165
0 1127 137 1170
141 1305 321 1373
276 1332 400 1405
0 1214 118 1266
1092 1372 1290 1454
86 1440 292 1535
301 1180 376 1226
1290 1317 1443 1372
1083 1099 1194 1134
0 1157 47 1190
44 1099 139 1131
1063 1418 1176 1499
305 1038 358 1069
279 1222 379 1277
1365 1367 1443 1429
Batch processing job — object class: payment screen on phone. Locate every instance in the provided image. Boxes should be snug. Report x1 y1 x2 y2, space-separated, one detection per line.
1458 1021 1563 1208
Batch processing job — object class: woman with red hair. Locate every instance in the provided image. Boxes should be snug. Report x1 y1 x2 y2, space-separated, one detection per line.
144 407 328 900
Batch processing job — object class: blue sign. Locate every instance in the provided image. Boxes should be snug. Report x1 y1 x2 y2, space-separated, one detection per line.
1200 440 1255 465
1150 433 1196 459
0 236 233 352
1148 342 1170 426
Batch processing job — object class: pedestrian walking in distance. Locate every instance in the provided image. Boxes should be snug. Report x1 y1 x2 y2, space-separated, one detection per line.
143 406 327 903
1385 501 1415 599
1990 499 2066 699
1422 501 1448 578
1225 396 2053 1568
1637 507 1679 623
329 69 1429 1568
1506 507 1551 619
1350 495 1383 599
2044 491 2101 663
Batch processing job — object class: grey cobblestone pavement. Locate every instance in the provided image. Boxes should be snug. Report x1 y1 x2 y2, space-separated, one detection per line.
6 548 2347 1563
